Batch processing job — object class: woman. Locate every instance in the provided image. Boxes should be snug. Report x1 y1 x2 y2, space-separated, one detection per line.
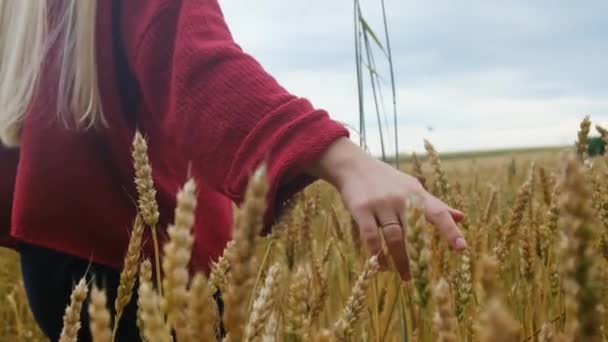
0 0 467 340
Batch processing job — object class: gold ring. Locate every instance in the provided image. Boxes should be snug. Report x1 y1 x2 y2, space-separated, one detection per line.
380 221 401 229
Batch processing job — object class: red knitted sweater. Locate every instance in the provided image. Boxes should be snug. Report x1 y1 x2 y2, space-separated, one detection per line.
0 0 348 272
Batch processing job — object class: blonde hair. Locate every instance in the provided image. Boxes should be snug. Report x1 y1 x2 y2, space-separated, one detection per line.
0 0 103 147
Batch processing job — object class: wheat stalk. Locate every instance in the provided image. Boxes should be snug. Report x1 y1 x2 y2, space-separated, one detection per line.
482 187 498 225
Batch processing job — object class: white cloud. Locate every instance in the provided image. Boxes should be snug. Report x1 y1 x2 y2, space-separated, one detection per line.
220 0 608 153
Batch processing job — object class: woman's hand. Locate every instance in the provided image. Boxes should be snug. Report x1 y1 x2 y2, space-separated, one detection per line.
309 138 467 280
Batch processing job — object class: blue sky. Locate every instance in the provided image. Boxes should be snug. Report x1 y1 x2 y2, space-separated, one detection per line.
221 1 608 154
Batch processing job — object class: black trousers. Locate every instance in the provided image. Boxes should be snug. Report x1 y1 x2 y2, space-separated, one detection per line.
19 243 141 342
19 243 225 342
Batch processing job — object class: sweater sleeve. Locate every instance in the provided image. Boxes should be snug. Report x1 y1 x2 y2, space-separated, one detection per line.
127 0 349 223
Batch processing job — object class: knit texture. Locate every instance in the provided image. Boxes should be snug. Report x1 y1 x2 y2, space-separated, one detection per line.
0 0 348 271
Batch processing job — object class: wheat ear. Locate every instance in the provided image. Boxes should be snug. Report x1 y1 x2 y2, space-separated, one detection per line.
424 139 450 202
433 278 457 342
538 166 553 206
223 164 268 341
284 265 311 338
261 312 279 342
59 277 89 342
411 152 428 190
455 252 472 323
188 273 219 341
137 259 152 342
162 179 197 341
494 174 532 263
333 255 380 341
539 322 555 342
479 298 522 342
132 131 162 296
557 153 600 341
112 214 144 340
209 240 235 293
310 251 329 324
575 115 591 161
244 262 282 342
88 286 112 342
138 279 171 342
406 201 431 308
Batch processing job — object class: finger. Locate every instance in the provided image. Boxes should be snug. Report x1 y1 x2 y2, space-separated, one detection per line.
424 195 468 251
351 210 389 267
377 208 411 281
449 208 465 222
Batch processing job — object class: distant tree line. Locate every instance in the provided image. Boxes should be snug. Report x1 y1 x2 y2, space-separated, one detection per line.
589 136 605 156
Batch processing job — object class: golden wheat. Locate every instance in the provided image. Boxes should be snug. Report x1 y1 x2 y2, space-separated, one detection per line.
88 286 112 342
162 179 197 341
59 277 89 342
187 273 218 341
132 131 163 298
113 214 144 339
6 116 608 342
223 165 268 341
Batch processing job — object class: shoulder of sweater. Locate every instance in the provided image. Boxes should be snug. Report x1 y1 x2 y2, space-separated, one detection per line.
120 0 182 56
119 0 233 63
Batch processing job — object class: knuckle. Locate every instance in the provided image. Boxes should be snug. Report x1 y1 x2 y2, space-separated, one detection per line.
352 200 373 214
391 194 406 209
427 207 445 219
360 223 376 236
372 196 390 209
364 234 381 249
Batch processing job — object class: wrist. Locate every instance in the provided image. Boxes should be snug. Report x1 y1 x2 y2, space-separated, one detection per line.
308 137 365 190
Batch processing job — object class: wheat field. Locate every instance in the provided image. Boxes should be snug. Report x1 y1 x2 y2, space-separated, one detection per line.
1 117 608 341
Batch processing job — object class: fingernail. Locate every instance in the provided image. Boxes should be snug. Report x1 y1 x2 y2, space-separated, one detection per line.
455 237 467 250
452 209 464 217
